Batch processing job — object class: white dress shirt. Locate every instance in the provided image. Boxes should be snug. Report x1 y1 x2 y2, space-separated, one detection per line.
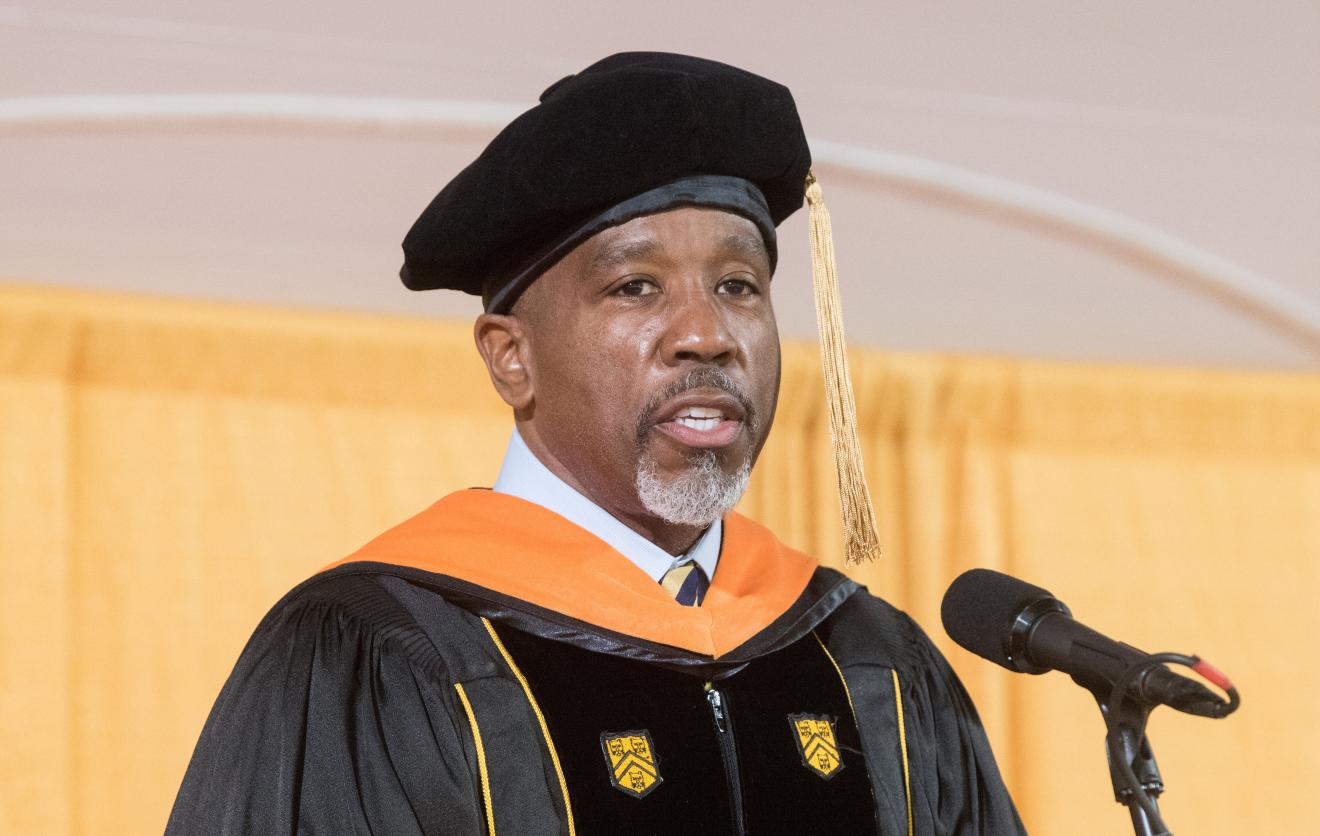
492 429 721 583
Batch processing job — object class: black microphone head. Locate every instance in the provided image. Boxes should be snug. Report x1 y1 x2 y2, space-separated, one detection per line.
941 568 1060 671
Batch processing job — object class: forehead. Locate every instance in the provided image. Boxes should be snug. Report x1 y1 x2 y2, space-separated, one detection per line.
579 207 770 271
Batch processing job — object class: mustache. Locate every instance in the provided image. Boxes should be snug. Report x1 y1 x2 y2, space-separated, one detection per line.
635 367 758 448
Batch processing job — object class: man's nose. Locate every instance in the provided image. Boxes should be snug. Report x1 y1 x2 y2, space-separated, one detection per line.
660 288 738 365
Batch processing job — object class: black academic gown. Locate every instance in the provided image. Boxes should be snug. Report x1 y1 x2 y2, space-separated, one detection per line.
166 491 1024 835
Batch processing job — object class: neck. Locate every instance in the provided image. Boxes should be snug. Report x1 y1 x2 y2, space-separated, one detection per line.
517 423 705 556
620 514 705 556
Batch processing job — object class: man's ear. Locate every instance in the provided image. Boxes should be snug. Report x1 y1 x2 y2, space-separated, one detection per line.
474 313 534 410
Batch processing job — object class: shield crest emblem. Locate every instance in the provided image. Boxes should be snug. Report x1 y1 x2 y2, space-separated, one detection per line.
600 730 663 798
788 713 844 779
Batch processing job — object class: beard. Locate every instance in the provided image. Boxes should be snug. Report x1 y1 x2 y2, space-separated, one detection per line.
632 367 759 527
635 448 752 527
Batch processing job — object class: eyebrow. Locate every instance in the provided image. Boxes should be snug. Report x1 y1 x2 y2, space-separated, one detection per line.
589 237 664 273
716 232 770 267
589 231 769 274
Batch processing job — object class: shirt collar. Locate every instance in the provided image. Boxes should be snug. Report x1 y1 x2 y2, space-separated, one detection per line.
491 429 722 583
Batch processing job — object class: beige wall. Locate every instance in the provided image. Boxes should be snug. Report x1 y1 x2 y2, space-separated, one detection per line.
2 1 1318 368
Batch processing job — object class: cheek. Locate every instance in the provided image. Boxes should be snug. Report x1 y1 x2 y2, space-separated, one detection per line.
542 324 654 434
529 328 597 423
744 321 782 421
614 317 663 364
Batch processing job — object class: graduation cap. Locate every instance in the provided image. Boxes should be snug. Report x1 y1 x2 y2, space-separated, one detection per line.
401 52 880 565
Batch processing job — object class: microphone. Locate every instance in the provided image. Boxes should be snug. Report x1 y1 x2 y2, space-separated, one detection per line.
941 568 1227 716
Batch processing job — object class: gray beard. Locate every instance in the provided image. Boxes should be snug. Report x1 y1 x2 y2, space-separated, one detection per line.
634 449 751 527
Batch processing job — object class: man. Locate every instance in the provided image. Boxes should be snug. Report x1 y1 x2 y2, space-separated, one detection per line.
167 53 1023 834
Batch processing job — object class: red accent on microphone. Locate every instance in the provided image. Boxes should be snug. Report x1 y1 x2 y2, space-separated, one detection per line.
1192 658 1233 692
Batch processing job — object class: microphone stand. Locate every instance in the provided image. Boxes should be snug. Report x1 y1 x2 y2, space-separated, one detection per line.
1093 691 1169 836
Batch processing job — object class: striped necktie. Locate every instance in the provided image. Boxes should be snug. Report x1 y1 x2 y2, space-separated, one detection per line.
660 562 709 606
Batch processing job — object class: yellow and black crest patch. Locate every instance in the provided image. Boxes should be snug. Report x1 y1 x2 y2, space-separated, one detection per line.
788 713 844 780
601 730 663 798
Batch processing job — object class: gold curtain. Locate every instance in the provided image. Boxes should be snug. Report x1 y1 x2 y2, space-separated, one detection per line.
3 283 1317 835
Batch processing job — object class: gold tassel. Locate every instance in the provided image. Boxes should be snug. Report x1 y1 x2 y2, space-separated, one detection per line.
804 171 881 566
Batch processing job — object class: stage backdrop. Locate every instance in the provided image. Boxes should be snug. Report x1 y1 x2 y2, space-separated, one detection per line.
2 283 1317 835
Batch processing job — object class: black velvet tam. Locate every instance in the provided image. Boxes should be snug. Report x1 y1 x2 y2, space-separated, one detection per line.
400 52 813 312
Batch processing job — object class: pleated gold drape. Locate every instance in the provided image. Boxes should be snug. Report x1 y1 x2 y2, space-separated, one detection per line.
3 283 1318 835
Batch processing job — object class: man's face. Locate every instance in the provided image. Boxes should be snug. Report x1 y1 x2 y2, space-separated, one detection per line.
512 207 781 526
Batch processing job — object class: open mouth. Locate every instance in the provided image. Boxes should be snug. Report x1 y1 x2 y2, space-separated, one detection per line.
652 393 746 449
673 406 726 431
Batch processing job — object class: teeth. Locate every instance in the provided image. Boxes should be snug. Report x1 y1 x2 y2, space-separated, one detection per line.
676 416 722 430
679 406 723 419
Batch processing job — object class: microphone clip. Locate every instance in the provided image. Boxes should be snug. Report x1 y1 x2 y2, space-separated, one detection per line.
1093 652 1241 836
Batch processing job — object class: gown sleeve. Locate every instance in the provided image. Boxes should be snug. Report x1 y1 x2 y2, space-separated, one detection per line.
901 613 1028 835
821 590 1027 835
165 575 485 835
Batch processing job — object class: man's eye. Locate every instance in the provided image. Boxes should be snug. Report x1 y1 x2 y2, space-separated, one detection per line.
616 278 658 297
718 277 760 296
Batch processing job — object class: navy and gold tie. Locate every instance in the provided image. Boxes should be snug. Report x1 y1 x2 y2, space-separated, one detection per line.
660 562 709 606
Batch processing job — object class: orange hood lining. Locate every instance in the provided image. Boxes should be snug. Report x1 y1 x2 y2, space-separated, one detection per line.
329 490 818 658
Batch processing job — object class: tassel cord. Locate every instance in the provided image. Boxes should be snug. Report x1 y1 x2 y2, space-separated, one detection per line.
804 172 881 566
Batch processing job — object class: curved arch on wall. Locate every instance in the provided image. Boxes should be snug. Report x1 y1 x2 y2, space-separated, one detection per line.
4 93 1318 355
